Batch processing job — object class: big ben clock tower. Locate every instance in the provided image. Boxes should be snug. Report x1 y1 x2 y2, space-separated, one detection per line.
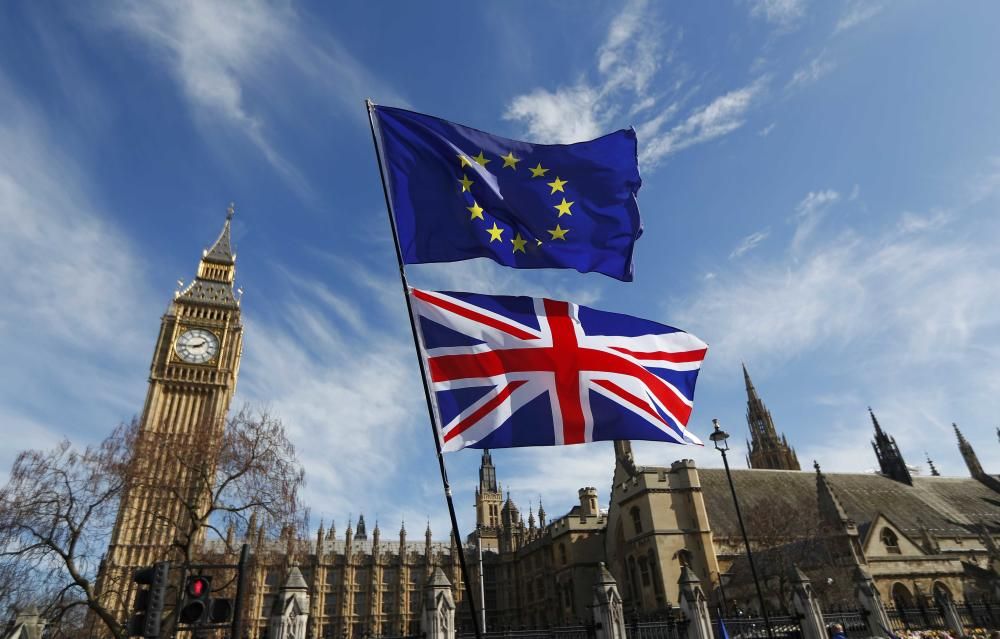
97 205 244 623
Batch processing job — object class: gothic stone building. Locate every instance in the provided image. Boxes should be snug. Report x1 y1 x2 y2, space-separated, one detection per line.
98 212 1000 637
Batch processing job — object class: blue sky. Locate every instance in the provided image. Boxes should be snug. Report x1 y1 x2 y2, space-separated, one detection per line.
2 0 999 538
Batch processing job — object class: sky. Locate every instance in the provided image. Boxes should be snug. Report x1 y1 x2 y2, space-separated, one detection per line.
2 0 999 540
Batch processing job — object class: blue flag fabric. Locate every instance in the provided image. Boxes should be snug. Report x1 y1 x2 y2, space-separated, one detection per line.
373 105 643 281
718 618 730 639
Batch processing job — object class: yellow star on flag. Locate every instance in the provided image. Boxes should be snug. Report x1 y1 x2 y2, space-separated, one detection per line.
458 154 472 168
511 233 527 253
501 151 520 169
547 224 569 240
529 163 549 178
467 201 484 220
554 198 574 217
459 174 474 192
547 176 567 194
473 151 491 167
486 222 504 242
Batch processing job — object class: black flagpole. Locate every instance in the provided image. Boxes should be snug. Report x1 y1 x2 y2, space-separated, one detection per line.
365 99 484 639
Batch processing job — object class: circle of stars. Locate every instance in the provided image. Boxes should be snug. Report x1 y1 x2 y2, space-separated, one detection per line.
456 150 573 255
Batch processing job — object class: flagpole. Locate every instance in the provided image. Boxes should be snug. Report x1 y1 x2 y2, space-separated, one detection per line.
366 98 484 639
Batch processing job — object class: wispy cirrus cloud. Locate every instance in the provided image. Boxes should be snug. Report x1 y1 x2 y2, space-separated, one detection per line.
834 2 884 34
787 52 837 89
503 0 663 144
748 0 807 28
729 230 771 259
505 0 772 170
640 78 768 167
674 174 1000 476
0 72 153 477
791 188 840 252
105 0 401 199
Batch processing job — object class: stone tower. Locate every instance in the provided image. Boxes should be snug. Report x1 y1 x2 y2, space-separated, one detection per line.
743 364 800 470
98 206 244 622
474 449 503 551
870 408 912 485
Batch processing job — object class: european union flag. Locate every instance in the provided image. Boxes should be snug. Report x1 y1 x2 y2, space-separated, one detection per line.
373 105 643 281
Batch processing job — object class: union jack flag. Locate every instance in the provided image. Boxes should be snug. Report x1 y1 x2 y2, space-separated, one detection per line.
410 288 708 452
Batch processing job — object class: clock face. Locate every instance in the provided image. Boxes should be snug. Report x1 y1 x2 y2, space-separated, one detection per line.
175 328 220 364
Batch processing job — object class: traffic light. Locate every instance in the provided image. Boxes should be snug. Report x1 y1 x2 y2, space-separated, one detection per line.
127 561 170 638
179 576 212 624
179 575 234 626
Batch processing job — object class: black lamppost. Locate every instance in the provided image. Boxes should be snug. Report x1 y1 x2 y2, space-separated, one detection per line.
710 419 775 639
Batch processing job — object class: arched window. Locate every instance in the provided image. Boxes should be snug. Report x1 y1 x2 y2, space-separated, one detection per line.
932 581 952 604
638 557 651 587
630 507 642 534
627 556 640 601
648 549 664 596
891 582 914 609
881 527 901 554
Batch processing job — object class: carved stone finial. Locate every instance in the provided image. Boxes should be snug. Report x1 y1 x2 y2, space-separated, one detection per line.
227 201 235 220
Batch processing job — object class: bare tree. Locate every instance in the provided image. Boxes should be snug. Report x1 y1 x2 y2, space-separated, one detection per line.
0 420 135 637
138 407 307 565
0 406 306 638
728 500 853 611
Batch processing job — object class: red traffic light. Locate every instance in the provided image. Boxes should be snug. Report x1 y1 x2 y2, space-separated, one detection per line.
187 576 209 598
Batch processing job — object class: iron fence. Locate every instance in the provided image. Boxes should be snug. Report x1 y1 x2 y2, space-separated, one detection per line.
885 606 946 632
625 617 687 639
821 610 868 634
457 627 590 639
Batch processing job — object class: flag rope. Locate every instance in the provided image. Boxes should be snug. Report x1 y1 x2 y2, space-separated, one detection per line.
366 99 484 639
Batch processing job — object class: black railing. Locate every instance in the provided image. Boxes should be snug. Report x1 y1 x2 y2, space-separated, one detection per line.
625 617 687 639
821 610 868 634
457 627 590 639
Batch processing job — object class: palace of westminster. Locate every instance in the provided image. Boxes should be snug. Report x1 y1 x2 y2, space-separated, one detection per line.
89 212 999 639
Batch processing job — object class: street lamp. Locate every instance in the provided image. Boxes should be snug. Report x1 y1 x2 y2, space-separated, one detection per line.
710 419 775 639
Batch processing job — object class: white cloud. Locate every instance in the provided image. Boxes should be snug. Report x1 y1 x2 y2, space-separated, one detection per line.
790 189 840 253
787 53 836 89
504 0 663 144
834 2 884 34
673 182 1000 474
641 79 767 167
0 73 153 475
759 122 777 137
505 0 770 167
237 270 427 526
729 230 771 259
749 0 807 28
677 192 1000 377
106 0 401 198
504 85 603 144
897 209 952 234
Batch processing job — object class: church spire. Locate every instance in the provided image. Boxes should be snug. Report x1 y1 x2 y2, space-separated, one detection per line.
743 362 759 402
743 363 800 470
870 408 912 485
955 423 985 477
926 453 940 477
